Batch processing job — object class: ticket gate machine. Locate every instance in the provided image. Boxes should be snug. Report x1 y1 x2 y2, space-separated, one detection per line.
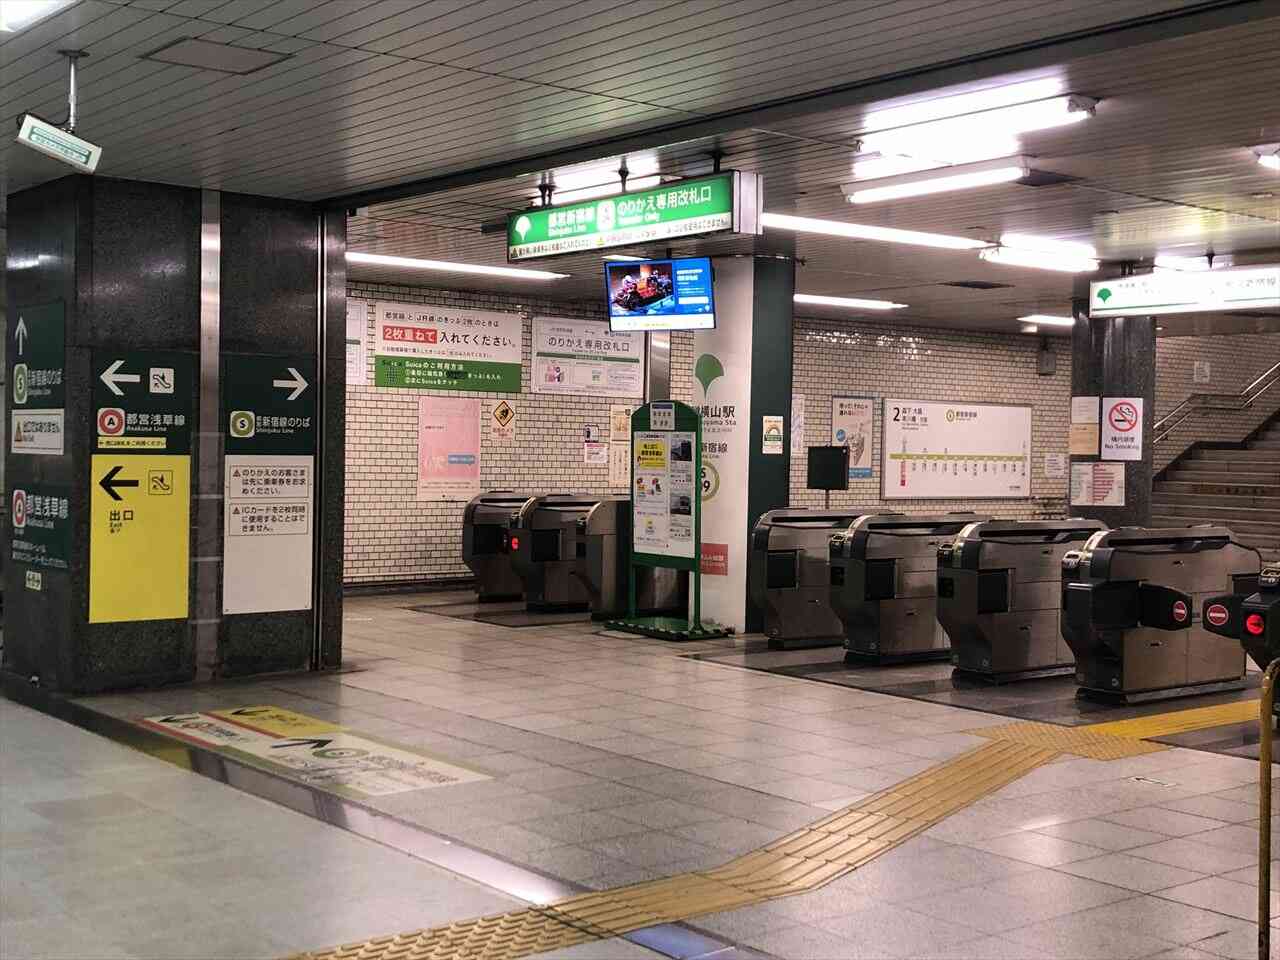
463 491 539 601
938 519 1107 682
508 495 618 611
1202 562 1277 671
1061 526 1260 702
749 509 869 649
829 513 986 663
574 498 685 619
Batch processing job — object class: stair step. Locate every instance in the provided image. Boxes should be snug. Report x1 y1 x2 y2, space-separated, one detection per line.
1167 468 1280 483
1155 480 1280 498
1150 513 1280 535
1193 448 1280 464
1152 491 1280 509
1151 501 1280 521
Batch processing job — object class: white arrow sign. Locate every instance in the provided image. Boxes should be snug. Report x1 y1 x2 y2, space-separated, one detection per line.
14 316 28 356
100 359 141 396
272 367 309 401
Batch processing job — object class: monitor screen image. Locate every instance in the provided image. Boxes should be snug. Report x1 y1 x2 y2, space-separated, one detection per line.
605 257 716 331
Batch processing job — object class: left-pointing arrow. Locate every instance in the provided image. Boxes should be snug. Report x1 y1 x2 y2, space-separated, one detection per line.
99 465 139 501
100 359 141 396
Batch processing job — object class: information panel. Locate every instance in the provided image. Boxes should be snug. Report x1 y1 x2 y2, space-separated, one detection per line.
222 355 316 615
373 302 522 392
532 318 643 398
10 301 66 455
632 429 696 560
881 399 1031 499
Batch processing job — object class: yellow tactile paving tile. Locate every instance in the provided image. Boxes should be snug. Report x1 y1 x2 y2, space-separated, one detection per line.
1085 699 1261 740
970 720 1170 759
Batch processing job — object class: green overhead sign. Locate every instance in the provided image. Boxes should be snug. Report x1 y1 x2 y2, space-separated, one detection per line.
506 171 761 261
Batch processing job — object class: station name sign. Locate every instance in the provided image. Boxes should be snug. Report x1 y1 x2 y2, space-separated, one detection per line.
506 171 761 261
1089 265 1280 318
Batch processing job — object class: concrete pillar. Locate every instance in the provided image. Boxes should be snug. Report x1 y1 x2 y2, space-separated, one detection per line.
4 175 345 693
1069 295 1156 527
692 243 795 633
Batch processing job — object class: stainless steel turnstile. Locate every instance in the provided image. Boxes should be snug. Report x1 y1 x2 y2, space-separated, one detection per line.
1202 562 1275 671
749 509 869 649
829 513 987 664
573 498 685 619
463 491 539 602
938 519 1107 681
1061 525 1261 702
508 495 616 611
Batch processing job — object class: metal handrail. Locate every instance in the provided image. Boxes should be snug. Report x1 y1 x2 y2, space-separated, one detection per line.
1154 361 1280 444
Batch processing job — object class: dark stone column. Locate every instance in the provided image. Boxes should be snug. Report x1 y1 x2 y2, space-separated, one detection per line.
1070 296 1156 527
4 175 344 693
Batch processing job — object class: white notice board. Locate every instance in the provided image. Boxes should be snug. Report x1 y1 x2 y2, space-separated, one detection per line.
881 399 1031 499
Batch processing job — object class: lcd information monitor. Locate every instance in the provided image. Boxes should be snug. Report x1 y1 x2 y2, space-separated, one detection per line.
605 257 716 331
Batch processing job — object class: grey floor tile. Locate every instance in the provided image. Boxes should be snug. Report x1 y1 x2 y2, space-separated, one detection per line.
817 902 989 957
1000 908 1181 959
609 798 732 830
1036 818 1170 852
749 923 874 959
585 831 721 868
969 831 1106 867
905 869 1136 934
1130 838 1258 874
1066 896 1251 946
915 935 1045 959
524 811 650 844
1157 876 1280 923
1103 807 1232 838
688 906 797 942
26 792 155 824
1055 852 1209 892
669 818 782 855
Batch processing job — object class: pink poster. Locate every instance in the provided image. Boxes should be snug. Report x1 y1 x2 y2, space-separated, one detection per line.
418 397 481 501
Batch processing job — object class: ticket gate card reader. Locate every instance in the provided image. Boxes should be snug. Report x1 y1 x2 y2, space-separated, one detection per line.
938 519 1106 682
750 509 869 649
1201 563 1272 671
1061 526 1259 702
463 491 540 602
507 495 610 611
830 513 987 664
573 498 686 619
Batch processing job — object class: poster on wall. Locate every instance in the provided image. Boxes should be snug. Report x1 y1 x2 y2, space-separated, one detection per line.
417 397 481 502
491 400 516 442
1194 360 1211 385
610 404 636 441
532 319 644 398
831 396 874 479
609 441 630 486
1101 397 1143 461
632 431 695 559
1069 395 1100 456
881 399 1031 499
374 302 522 392
1071 462 1125 506
791 394 806 455
1044 453 1068 480
346 300 368 387
762 415 784 455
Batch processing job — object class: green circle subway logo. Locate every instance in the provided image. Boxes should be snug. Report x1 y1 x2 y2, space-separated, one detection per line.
229 410 256 438
701 461 720 502
12 364 28 405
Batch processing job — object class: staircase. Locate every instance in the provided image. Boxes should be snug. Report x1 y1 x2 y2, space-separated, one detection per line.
1153 412 1280 562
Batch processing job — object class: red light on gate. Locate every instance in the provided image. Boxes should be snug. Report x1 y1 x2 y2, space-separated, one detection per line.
1246 613 1266 636
509 535 521 551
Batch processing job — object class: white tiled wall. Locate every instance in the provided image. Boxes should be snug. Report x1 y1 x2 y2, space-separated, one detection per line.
787 316 1071 520
345 282 635 585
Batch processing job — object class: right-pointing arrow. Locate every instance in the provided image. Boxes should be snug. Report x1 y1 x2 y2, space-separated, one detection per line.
99 465 139 502
272 367 308 401
100 359 141 396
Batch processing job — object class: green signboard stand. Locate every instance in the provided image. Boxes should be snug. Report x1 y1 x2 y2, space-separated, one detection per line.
606 401 729 642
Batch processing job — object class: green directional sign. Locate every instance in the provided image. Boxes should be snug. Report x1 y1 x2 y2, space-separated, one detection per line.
10 301 66 456
92 350 195 455
223 355 316 456
10 482 72 578
507 171 760 261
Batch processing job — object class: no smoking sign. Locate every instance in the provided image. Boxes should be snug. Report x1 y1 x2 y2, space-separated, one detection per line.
1101 396 1143 461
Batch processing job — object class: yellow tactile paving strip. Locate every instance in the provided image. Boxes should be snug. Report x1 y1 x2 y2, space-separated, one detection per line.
289 701 1255 960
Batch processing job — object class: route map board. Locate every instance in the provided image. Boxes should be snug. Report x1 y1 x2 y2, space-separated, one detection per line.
881 399 1031 499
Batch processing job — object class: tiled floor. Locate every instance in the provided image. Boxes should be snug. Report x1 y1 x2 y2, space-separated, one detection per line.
10 590 1280 959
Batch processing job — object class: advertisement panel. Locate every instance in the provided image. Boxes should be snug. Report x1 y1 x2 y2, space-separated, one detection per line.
418 397 481 502
831 396 874 479
632 430 696 560
605 257 716 331
374 302 522 392
531 318 643 398
881 399 1031 499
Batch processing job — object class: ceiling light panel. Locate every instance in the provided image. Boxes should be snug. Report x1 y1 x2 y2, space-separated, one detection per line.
141 38 291 74
1017 314 1075 327
795 293 908 311
0 0 74 32
346 251 568 281
980 247 1099 273
761 212 989 250
842 156 1030 204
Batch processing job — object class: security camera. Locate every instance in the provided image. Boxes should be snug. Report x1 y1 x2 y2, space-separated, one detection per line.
16 112 101 173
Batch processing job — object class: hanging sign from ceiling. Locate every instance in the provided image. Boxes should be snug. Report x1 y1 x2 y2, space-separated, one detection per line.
1089 265 1280 318
506 171 761 261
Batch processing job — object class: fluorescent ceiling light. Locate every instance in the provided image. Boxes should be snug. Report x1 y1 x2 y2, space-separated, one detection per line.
860 78 1066 132
1020 323 1039 334
861 96 1095 159
602 254 645 261
1153 254 1232 272
981 246 1098 273
761 212 989 251
795 293 908 311
346 251 568 281
543 155 660 205
1000 233 1098 259
0 0 73 31
1253 144 1280 171
843 156 1030 204
1017 314 1075 327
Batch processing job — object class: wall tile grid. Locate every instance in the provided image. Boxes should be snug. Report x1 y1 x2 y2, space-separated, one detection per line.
1152 332 1280 471
345 282 637 585
788 316 1071 521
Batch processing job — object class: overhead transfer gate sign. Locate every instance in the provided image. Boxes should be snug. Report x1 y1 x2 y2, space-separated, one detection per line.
1089 266 1280 317
506 171 761 261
